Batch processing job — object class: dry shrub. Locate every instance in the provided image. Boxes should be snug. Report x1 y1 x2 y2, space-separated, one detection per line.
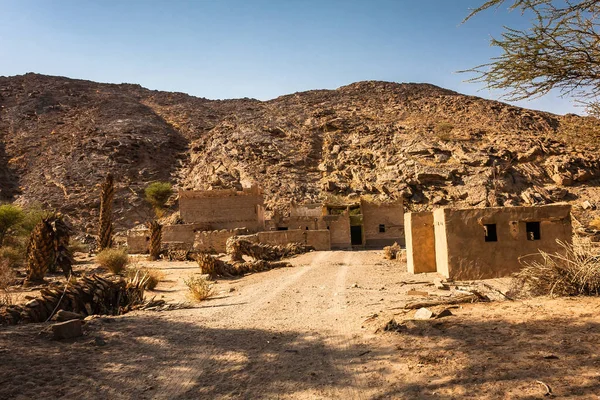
184 275 213 302
97 248 129 274
127 267 164 290
68 239 89 254
0 258 15 306
514 240 600 297
383 242 401 260
0 246 24 268
590 218 600 231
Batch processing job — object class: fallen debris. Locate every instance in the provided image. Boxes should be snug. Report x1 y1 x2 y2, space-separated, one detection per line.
226 237 313 262
405 293 488 309
414 307 434 320
51 319 83 340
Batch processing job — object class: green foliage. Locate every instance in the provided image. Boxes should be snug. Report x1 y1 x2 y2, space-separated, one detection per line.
145 182 173 211
0 204 24 246
464 0 600 113
0 246 24 269
19 205 52 236
96 248 129 274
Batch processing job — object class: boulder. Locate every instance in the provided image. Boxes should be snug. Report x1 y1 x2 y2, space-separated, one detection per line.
51 319 83 340
414 307 434 320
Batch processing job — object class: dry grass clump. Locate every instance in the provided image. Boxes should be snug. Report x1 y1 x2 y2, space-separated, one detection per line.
0 258 15 306
127 267 164 290
97 248 129 274
0 246 24 269
184 275 214 302
383 242 401 260
589 218 600 231
515 240 600 297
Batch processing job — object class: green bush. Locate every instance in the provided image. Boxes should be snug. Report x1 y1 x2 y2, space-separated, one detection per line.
96 248 129 274
0 246 24 269
145 182 173 210
0 204 24 246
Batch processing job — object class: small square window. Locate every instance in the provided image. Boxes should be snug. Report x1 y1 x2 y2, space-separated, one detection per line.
484 224 497 242
379 224 386 233
526 221 541 241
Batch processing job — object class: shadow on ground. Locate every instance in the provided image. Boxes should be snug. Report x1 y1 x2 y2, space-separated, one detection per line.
373 313 600 399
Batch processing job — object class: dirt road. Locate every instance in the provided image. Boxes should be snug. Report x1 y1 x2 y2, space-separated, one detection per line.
1 250 599 399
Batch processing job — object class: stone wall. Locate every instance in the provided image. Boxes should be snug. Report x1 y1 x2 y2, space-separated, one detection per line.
405 212 436 274
127 230 149 254
361 199 405 247
290 203 324 218
325 212 351 249
162 223 207 245
194 228 249 253
178 186 265 231
434 204 573 280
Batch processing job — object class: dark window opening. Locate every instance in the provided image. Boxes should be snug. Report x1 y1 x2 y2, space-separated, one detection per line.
379 224 386 233
327 226 330 230
306 226 309 230
484 224 497 242
277 227 288 231
526 221 541 241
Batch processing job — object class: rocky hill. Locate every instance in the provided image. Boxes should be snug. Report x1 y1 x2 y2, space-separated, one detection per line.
1 73 599 232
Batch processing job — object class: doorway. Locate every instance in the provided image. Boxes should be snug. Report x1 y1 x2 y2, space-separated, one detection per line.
350 225 363 245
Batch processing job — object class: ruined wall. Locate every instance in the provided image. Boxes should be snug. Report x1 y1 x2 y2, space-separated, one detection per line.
194 228 249 253
290 203 324 218
162 223 207 245
178 186 265 231
405 212 437 274
434 204 573 280
361 200 405 247
241 229 331 251
127 230 150 254
325 212 351 249
257 230 305 246
305 230 331 251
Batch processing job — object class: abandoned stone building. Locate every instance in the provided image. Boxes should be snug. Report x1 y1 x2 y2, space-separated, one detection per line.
265 199 405 249
405 204 573 280
127 186 406 253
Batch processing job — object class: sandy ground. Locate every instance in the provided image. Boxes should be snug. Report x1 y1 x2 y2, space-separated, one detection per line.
1 250 599 399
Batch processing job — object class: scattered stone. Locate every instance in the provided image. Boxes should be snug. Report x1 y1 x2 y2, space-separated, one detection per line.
414 308 434 320
51 319 83 340
55 310 85 322
581 200 595 210
435 308 453 319
433 278 449 290
25 299 39 308
93 337 107 346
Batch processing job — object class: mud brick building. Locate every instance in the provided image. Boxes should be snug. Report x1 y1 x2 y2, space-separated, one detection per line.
405 204 573 280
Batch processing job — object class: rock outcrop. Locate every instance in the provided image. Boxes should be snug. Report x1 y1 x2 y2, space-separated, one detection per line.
1 73 600 232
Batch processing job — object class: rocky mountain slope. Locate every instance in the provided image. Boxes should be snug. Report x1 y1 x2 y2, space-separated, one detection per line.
1 73 599 232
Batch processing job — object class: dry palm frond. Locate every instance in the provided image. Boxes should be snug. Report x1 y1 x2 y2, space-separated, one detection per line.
515 240 600 297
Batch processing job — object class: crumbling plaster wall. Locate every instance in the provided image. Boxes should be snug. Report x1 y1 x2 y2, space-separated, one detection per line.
405 212 437 274
178 187 265 231
361 200 405 247
325 212 352 249
434 204 573 280
194 228 249 253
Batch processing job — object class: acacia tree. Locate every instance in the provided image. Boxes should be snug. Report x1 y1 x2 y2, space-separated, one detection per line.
464 0 600 114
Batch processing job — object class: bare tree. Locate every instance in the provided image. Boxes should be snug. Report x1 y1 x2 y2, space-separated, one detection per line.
464 0 600 114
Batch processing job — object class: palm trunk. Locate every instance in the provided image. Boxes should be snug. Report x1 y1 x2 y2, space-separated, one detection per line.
98 173 114 251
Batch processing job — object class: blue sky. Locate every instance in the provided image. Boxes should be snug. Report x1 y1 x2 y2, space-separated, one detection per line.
0 0 581 115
